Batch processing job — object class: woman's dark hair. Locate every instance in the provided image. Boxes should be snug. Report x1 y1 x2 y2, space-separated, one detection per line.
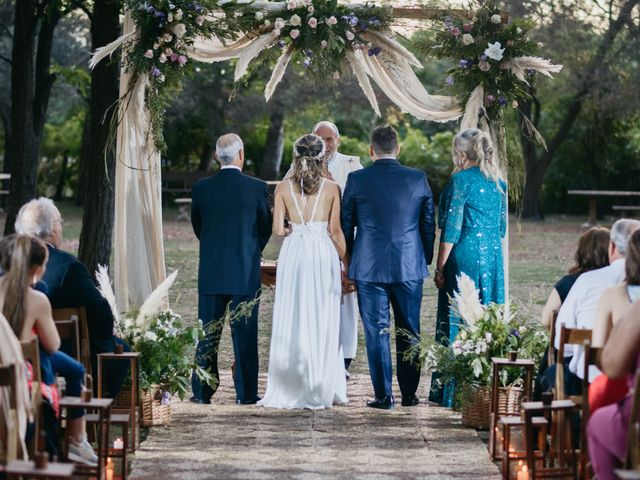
568 226 610 275
0 234 48 336
625 229 640 285
291 134 327 196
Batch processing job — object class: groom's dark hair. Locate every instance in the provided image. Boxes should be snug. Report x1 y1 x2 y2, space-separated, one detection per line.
370 124 398 157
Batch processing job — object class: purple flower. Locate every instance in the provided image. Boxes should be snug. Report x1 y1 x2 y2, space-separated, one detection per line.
368 46 382 56
444 15 452 26
358 19 369 30
459 59 469 68
161 391 171 405
277 40 286 49
303 49 313 58
146 4 155 13
445 75 454 86
510 328 520 338
480 54 488 62
498 96 507 107
154 10 165 17
151 66 161 77
303 58 311 67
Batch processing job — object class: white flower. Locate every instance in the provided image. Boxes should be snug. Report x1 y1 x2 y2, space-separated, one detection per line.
273 28 281 36
307 5 314 12
274 18 285 30
516 27 522 34
289 14 301 26
452 340 463 356
537 42 544 48
255 11 263 20
320 40 327 48
153 42 159 49
485 332 493 343
162 33 173 43
491 14 502 24
519 326 528 334
174 8 183 20
172 23 186 38
144 49 154 58
332 71 340 80
217 0 232 4
290 28 300 39
484 41 505 61
159 53 167 63
264 19 271 26
512 100 519 108
287 0 297 9
462 33 474 45
237 0 253 3
472 358 483 377
144 331 158 342
345 30 355 41
196 15 205 26
167 13 173 22
327 15 338 25
478 60 491 72
475 340 488 354
308 17 317 28
459 330 468 341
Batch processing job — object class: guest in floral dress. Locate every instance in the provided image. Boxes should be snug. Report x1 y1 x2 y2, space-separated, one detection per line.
431 128 507 407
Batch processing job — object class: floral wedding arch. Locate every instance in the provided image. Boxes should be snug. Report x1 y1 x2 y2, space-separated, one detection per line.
90 0 561 310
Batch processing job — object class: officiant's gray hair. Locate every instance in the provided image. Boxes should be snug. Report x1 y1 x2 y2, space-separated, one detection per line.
611 219 640 255
313 121 339 138
15 197 61 239
215 133 243 165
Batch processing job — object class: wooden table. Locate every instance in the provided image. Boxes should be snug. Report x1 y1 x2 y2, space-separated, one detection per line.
5 460 75 479
568 190 640 226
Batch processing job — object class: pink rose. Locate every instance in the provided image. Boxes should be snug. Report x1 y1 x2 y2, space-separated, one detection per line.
178 55 187 66
164 48 173 56
144 49 154 58
450 27 461 37
196 15 205 26
308 17 317 28
463 23 473 32
327 16 337 25
159 53 167 63
170 53 179 62
290 29 300 39
345 30 354 41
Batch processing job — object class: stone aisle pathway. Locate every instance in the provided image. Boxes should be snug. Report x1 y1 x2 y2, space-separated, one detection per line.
130 372 500 480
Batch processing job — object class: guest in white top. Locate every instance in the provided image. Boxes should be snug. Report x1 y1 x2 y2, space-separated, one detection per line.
555 218 640 380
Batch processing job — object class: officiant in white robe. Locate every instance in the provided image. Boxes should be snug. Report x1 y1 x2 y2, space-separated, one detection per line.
313 121 363 372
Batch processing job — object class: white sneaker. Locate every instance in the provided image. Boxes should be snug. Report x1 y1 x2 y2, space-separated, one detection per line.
68 434 98 466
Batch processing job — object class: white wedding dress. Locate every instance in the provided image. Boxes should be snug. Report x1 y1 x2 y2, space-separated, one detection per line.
259 179 348 409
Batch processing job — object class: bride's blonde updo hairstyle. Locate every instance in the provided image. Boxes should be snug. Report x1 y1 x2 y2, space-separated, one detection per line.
452 128 503 184
291 134 327 196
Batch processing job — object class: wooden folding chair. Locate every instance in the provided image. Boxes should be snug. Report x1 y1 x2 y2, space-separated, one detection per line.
52 308 91 377
20 339 42 456
0 363 20 464
54 319 80 364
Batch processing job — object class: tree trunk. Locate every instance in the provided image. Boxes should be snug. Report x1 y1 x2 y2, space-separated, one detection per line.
259 110 284 180
198 142 213 171
54 153 69 200
75 114 91 205
77 0 119 275
519 0 638 219
0 109 11 208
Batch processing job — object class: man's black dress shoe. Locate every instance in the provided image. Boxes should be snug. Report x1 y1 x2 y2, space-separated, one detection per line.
189 396 211 405
366 396 395 410
236 397 261 405
401 395 420 407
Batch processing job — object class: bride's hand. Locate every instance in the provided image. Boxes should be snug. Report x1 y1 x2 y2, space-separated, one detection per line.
434 271 445 289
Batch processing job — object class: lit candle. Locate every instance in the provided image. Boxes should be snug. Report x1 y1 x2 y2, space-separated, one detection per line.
106 457 114 480
516 464 529 480
113 437 124 450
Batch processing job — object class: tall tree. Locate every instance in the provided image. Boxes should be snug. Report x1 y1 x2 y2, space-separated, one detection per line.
77 0 119 275
518 0 640 219
5 0 62 234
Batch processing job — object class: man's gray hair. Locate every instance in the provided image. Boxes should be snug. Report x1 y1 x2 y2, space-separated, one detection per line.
215 134 243 165
610 218 640 255
312 121 339 138
15 197 61 239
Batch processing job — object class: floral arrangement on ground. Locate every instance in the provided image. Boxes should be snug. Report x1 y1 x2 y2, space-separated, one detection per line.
407 273 548 409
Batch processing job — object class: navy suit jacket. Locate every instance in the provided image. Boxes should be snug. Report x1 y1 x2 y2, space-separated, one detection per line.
42 244 116 353
341 158 436 283
191 168 272 296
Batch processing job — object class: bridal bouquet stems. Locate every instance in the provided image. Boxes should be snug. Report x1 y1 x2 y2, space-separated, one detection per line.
407 273 548 408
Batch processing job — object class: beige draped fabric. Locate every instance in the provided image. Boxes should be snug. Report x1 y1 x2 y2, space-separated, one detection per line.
113 12 166 311
0 314 31 462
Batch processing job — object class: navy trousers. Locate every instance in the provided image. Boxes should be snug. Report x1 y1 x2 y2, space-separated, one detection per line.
192 294 259 403
356 280 423 399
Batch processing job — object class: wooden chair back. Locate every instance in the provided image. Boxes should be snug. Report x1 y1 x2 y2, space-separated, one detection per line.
0 363 20 463
549 310 558 368
52 308 91 376
20 338 42 456
625 371 640 469
54 318 80 363
555 326 592 400
580 340 602 478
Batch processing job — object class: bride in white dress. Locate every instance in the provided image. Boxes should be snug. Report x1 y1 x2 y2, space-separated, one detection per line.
259 134 348 409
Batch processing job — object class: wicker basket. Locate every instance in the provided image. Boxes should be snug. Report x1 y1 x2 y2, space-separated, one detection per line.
461 385 524 429
141 385 171 427
114 384 133 407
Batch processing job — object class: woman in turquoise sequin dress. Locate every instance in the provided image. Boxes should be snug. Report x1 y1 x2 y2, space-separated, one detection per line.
430 128 507 407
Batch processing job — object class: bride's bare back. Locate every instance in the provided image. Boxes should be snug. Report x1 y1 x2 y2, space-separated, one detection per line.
272 179 346 259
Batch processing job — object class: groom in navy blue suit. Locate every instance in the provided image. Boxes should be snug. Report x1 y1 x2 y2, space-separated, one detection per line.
191 133 272 405
342 125 435 409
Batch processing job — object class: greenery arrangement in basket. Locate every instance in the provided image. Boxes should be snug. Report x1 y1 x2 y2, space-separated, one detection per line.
408 273 548 409
96 267 215 400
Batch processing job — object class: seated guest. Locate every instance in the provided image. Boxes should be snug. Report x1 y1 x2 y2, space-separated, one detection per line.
589 229 640 411
14 198 129 398
535 227 610 398
555 219 640 380
588 299 640 480
0 234 97 465
540 226 610 329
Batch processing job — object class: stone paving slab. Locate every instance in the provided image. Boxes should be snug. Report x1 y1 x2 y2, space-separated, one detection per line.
130 372 500 480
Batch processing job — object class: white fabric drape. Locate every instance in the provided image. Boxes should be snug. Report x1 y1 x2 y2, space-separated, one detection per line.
113 12 167 311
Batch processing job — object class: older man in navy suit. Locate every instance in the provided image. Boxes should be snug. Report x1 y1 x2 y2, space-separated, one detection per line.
191 133 272 405
342 125 435 409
